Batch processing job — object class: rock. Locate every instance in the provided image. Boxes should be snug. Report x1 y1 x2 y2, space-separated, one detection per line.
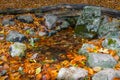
57 67 88 80
102 38 120 56
63 16 78 27
92 68 120 80
10 42 26 57
39 31 47 36
0 34 4 41
6 31 27 42
98 20 120 38
0 70 7 76
78 43 96 56
2 18 15 26
48 30 57 36
44 14 58 29
105 31 120 39
60 21 70 29
16 15 33 23
75 6 101 39
88 53 117 68
35 13 44 18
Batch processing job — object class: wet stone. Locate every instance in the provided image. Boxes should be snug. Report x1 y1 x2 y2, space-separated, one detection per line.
6 31 27 42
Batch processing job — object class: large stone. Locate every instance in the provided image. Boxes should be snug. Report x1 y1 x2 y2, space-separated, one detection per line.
57 67 88 80
88 53 117 68
78 43 96 56
75 6 101 39
6 31 27 42
10 42 26 57
105 31 120 39
92 68 120 80
2 18 15 26
98 20 120 38
102 38 120 56
16 15 33 23
44 14 58 30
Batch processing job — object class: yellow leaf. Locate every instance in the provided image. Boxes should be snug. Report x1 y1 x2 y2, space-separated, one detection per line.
36 67 41 74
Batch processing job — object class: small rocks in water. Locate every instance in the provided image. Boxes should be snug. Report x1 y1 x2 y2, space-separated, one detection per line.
16 15 34 23
57 67 88 80
78 43 96 56
6 31 27 42
10 42 26 57
88 53 117 68
92 68 120 80
44 14 58 30
2 18 15 26
75 6 101 39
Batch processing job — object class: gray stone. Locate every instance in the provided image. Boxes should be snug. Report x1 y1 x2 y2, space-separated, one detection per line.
78 43 96 56
92 68 120 80
6 31 27 42
105 31 120 39
57 67 88 80
75 6 101 39
39 31 47 36
102 38 120 56
98 20 120 38
60 21 70 29
48 30 57 36
44 14 58 30
10 42 26 57
0 70 7 76
2 19 15 26
88 53 117 68
16 15 33 23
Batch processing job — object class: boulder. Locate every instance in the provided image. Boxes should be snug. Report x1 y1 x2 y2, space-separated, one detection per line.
98 20 120 38
92 68 120 80
88 53 117 68
6 31 27 42
57 67 88 80
10 42 26 57
75 6 101 39
16 15 33 23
